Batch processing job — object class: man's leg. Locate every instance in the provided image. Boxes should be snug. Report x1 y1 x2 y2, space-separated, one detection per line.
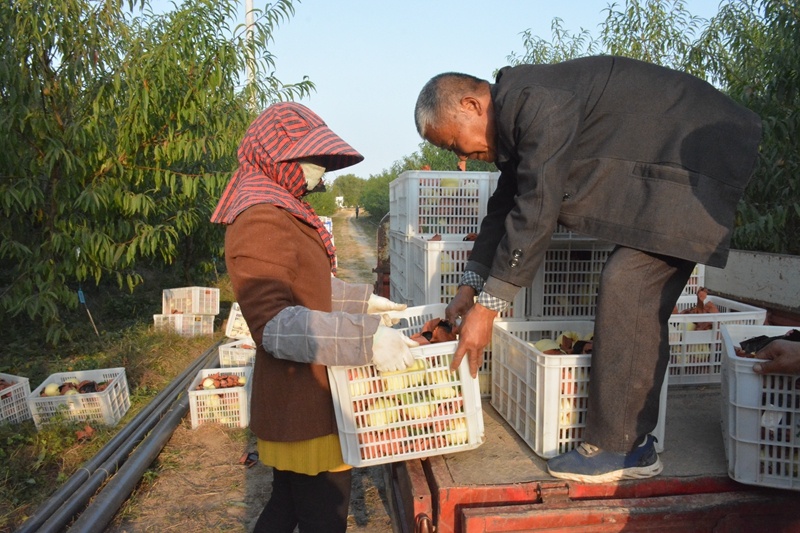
586 246 694 452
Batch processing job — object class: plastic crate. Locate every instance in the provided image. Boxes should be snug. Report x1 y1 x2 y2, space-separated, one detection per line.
162 286 220 315
406 236 525 319
668 295 767 385
0 373 32 424
328 342 484 467
153 313 215 336
28 368 130 429
225 302 251 339
681 264 706 295
525 241 614 319
389 170 498 237
388 231 409 301
491 320 667 459
188 367 253 429
720 324 800 491
218 338 257 367
384 303 448 337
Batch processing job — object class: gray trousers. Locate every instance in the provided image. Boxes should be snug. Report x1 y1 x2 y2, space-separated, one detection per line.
584 246 695 453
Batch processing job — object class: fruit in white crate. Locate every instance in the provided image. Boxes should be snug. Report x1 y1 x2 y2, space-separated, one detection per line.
559 397 577 426
347 368 373 397
427 368 458 399
533 338 564 354
44 383 61 397
402 397 436 420
440 177 460 196
202 378 216 390
446 417 469 445
380 358 426 391
206 394 222 409
556 331 580 353
367 397 400 427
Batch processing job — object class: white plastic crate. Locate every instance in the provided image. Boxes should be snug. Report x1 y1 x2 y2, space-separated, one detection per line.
405 236 526 319
388 278 412 308
525 241 614 319
721 324 800 491
668 295 767 385
384 303 448 337
681 264 706 295
225 302 251 339
491 320 667 459
388 231 410 301
153 313 215 336
162 286 220 315
0 373 32 424
328 342 484 467
28 368 130 429
188 367 253 429
389 170 498 237
218 338 257 367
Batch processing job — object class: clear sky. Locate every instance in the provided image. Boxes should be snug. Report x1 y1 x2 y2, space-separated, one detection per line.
150 0 724 179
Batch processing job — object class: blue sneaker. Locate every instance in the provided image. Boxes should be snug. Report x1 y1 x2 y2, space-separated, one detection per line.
547 435 663 483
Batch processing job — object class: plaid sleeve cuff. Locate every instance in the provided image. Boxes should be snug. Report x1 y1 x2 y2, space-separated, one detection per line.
459 270 485 293
476 291 510 313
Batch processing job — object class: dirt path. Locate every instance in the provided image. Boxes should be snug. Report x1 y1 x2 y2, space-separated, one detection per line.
109 208 394 533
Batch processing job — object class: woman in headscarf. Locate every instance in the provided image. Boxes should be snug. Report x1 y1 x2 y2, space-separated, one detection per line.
211 103 417 532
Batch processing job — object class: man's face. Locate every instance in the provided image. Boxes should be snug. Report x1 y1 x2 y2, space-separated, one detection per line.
424 102 496 163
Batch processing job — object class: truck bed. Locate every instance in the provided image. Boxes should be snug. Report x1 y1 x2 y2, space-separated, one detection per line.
449 386 727 485
387 385 800 532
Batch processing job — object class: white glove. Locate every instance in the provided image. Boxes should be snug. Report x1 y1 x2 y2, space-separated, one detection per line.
371 326 418 372
367 294 407 314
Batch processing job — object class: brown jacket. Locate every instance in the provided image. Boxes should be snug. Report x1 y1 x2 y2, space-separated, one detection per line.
225 204 380 442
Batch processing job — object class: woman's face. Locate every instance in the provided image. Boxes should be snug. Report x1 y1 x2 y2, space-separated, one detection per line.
297 156 327 192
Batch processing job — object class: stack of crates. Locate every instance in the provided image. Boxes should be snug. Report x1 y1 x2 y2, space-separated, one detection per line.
388 170 605 396
153 287 219 336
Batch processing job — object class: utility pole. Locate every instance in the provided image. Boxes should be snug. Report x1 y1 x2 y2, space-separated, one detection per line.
245 0 256 109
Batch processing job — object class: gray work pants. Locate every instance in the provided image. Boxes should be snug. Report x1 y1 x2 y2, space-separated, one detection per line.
584 246 695 453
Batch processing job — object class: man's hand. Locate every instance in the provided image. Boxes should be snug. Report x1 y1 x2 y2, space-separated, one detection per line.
451 303 497 377
753 339 800 375
445 285 477 330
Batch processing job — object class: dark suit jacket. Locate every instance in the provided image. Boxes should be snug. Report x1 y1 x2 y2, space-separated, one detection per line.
467 56 763 302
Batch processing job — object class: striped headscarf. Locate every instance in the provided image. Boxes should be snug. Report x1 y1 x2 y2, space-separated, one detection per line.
211 103 364 273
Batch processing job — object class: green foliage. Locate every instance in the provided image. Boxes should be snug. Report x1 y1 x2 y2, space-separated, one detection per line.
601 0 708 75
507 17 602 66
330 174 365 207
304 188 338 216
505 0 799 255
359 172 394 220
696 0 800 254
0 0 312 344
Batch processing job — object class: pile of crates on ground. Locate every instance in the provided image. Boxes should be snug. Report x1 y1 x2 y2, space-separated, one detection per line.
153 286 220 336
187 302 255 429
388 169 770 463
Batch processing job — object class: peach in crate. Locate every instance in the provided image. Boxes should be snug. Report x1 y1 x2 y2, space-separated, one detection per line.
328 342 484 467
